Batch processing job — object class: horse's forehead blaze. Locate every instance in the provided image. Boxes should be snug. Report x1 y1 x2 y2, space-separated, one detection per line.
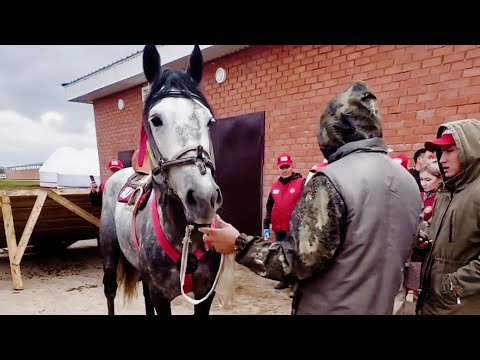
151 101 208 147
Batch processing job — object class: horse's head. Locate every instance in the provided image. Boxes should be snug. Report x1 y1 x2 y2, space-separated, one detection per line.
140 45 222 225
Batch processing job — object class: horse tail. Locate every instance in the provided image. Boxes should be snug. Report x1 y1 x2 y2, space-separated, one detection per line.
117 254 140 305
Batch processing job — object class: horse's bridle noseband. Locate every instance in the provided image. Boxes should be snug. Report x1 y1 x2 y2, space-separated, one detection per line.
143 90 216 187
151 144 214 177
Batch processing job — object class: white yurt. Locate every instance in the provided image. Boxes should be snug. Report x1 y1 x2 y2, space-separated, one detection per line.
39 147 77 187
39 147 100 188
57 147 101 188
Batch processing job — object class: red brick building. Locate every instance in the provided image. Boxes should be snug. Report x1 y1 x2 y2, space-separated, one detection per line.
63 45 480 208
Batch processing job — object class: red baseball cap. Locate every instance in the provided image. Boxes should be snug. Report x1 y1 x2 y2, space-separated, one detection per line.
108 159 124 171
277 153 293 167
424 129 456 152
390 154 409 170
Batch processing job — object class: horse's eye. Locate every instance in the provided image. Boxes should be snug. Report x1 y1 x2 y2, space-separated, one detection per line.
207 118 216 127
151 116 163 127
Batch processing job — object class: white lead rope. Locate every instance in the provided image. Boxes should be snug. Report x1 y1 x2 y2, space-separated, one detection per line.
179 225 224 305
176 97 219 306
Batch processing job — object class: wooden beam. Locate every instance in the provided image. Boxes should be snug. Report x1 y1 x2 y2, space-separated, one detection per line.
1 196 23 290
52 188 90 196
0 189 42 197
12 191 47 266
46 189 100 227
0 188 90 197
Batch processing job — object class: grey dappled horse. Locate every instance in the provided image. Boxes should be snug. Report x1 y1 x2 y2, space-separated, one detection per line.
99 45 224 315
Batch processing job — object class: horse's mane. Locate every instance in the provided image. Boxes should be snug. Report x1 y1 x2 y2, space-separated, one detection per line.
143 69 213 120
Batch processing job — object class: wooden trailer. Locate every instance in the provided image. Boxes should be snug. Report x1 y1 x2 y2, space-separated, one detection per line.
0 187 101 290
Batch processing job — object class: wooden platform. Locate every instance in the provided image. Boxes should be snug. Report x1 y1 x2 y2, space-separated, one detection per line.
0 187 101 290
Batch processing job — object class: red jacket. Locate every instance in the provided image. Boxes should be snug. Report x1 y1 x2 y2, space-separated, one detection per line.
269 175 304 233
421 192 436 223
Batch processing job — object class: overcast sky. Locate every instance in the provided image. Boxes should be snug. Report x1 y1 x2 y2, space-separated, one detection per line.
0 45 144 167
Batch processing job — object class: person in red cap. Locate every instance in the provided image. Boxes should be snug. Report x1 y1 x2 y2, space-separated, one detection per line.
390 154 409 170
90 158 124 207
416 119 480 315
107 159 123 172
263 153 304 290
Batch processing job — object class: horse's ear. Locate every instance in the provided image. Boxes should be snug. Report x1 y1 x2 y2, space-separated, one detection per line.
143 45 161 84
188 45 203 84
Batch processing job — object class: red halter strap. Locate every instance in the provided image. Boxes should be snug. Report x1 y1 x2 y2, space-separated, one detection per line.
131 192 206 293
152 193 206 293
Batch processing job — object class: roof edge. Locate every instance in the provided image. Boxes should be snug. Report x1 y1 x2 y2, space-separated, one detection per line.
61 48 146 87
63 45 250 104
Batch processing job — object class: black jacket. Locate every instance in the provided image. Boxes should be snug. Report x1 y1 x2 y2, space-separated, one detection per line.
90 189 102 207
409 169 423 192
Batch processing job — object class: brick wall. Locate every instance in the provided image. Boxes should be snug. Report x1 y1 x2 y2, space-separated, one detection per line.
93 45 480 208
5 169 39 180
200 45 480 206
93 86 144 182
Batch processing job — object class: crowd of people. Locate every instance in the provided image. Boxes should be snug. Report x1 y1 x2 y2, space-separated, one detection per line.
199 81 480 315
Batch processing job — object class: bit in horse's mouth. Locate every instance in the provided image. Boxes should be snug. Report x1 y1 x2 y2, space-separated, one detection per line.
189 223 211 244
192 222 211 229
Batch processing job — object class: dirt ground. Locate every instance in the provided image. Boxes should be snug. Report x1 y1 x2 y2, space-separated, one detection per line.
0 239 415 315
0 240 292 315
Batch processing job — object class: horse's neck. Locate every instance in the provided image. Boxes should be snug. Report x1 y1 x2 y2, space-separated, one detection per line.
158 192 187 243
155 190 203 252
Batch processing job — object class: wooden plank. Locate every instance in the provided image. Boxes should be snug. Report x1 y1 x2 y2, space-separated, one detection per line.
12 192 47 266
46 190 100 227
10 195 93 207
8 205 100 222
0 188 90 197
0 189 42 197
0 189 101 249
0 213 100 246
1 196 23 290
52 188 91 196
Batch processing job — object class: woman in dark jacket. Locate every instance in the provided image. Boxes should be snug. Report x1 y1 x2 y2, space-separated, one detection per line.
405 162 442 296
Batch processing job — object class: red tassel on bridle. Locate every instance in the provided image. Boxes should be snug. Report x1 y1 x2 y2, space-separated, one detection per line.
138 124 148 167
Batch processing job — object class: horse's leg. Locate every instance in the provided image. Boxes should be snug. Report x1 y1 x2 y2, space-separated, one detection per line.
99 222 121 315
142 281 155 315
193 291 216 316
103 246 121 315
149 293 172 315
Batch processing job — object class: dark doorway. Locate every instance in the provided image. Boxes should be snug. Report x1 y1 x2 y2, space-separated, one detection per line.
117 150 134 168
210 112 265 237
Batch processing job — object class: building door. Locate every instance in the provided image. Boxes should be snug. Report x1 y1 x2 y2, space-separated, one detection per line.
210 112 265 237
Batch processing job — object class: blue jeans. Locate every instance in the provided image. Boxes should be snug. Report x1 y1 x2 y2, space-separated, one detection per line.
275 231 287 242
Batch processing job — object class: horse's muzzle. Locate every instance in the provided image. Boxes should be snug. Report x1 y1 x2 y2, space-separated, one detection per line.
185 186 222 224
